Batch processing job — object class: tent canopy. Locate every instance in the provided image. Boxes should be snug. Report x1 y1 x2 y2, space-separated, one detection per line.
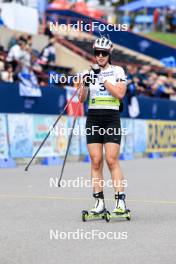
119 0 143 12
47 0 105 19
119 0 176 12
47 0 71 10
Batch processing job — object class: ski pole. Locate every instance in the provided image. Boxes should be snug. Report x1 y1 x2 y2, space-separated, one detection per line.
25 87 80 171
58 101 81 187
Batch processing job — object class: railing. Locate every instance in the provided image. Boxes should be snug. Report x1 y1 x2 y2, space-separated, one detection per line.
56 36 96 63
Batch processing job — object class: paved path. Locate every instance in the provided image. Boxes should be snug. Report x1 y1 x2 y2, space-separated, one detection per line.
0 158 175 264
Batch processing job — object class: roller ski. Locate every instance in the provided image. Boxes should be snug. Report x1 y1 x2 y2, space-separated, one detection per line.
82 192 110 222
110 193 131 221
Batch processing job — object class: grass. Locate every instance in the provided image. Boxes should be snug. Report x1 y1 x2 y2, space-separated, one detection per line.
145 32 176 47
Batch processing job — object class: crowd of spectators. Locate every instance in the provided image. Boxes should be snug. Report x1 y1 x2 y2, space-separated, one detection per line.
0 33 57 87
126 65 176 100
127 7 176 33
153 7 176 32
0 33 175 100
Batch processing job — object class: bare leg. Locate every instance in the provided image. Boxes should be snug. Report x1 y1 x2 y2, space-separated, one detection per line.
87 143 104 193
105 143 127 212
105 143 124 192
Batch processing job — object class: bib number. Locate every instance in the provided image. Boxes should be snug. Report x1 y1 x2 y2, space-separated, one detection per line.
99 82 106 91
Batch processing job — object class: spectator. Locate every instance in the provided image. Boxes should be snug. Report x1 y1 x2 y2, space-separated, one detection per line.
147 74 175 99
172 8 176 32
0 45 5 73
8 33 18 50
38 37 56 65
166 8 175 32
0 63 14 82
137 65 151 90
22 43 32 67
153 8 160 31
0 59 4 72
31 50 43 72
126 65 146 96
6 37 27 64
44 21 55 38
0 9 4 27
26 35 33 47
160 8 167 32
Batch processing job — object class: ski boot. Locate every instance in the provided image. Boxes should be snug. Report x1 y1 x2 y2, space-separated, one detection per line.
110 193 131 221
82 192 110 222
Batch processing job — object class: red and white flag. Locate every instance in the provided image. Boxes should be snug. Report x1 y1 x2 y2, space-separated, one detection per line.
66 86 84 116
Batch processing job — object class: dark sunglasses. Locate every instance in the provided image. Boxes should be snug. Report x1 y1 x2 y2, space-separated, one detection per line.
94 50 109 57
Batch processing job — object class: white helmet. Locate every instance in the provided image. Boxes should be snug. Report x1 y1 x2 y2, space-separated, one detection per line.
93 37 113 52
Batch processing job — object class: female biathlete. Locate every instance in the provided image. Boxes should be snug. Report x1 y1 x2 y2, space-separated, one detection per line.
79 37 129 217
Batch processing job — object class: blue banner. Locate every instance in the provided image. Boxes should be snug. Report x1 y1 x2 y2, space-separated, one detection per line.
8 114 33 158
0 114 9 158
0 82 66 115
0 83 176 121
134 119 147 153
120 95 176 121
121 118 134 155
79 117 89 155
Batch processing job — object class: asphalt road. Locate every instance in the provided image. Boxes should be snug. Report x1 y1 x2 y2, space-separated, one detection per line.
0 157 175 264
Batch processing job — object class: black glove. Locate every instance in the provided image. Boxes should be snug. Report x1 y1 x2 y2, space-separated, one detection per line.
91 64 101 75
84 74 92 86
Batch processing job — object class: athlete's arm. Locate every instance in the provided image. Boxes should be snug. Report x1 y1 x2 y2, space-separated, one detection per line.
103 66 127 99
104 81 127 100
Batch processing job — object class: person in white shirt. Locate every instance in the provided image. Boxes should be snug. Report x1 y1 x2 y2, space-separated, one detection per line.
6 38 27 62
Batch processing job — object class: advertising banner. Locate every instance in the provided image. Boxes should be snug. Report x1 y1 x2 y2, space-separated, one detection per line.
0 114 9 159
8 114 33 158
134 119 147 153
68 116 80 156
146 120 176 153
1 3 39 34
19 81 42 97
54 116 68 156
121 118 134 155
79 117 89 155
120 118 126 154
33 115 57 157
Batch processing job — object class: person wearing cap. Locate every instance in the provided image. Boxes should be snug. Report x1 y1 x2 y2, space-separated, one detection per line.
79 36 129 215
